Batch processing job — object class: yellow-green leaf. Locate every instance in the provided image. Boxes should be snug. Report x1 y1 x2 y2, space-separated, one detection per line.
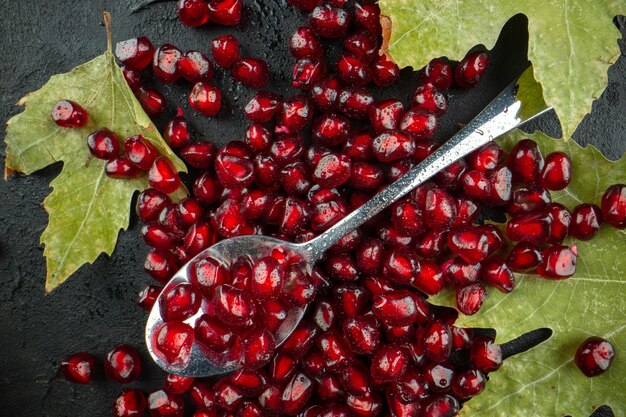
379 0 623 140
431 130 626 417
4 52 187 292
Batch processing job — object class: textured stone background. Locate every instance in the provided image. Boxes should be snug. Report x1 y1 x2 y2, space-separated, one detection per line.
0 1 624 416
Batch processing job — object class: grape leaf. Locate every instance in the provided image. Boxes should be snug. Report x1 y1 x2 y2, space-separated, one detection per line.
378 0 623 140
4 52 187 293
430 130 626 417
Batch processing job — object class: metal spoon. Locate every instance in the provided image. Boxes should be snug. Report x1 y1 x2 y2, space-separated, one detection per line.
146 68 550 377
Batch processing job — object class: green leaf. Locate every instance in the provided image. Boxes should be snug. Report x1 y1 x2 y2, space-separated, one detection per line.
4 52 187 293
430 131 626 417
378 0 623 140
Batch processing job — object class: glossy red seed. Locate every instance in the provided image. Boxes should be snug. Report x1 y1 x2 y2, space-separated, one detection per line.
276 95 314 134
280 162 313 196
113 389 146 417
115 37 154 70
163 113 191 149
51 100 88 128
316 330 351 371
337 86 373 119
160 283 201 321
104 345 142 383
372 54 400 87
189 82 221 116
149 157 181 194
506 241 542 272
419 58 453 91
282 321 319 357
570 203 603 240
207 0 242 25
316 374 345 402
195 314 235 352
231 369 268 396
470 336 502 373
136 87 165 117
137 284 163 310
455 51 489 88
189 381 216 409
311 76 343 111
575 336 615 377
372 130 415 163
124 134 158 171
461 170 492 199
179 50 214 82
382 247 420 285
309 4 349 38
213 284 256 326
537 245 577 279
506 212 552 244
244 91 282 123
399 109 437 140
180 142 214 170
353 2 381 32
423 321 453 363
424 188 457 230
336 53 372 86
456 282 487 315
153 44 182 84
540 151 572 190
412 83 448 115
469 142 503 172
243 124 271 152
163 374 194 395
87 128 119 160
250 256 284 299
232 58 269 89
423 395 459 417
312 153 351 188
243 328 276 369
454 196 480 228
293 57 327 90
214 380 244 412
372 290 419 326
290 26 324 59
415 229 447 259
280 372 314 415
355 238 384 274
155 321 194 365
339 361 370 396
121 65 142 91
60 352 95 384
147 390 185 417
177 0 209 27
413 259 444 296
507 183 551 215
312 113 350 147
211 35 240 68
370 345 409 382
601 184 626 228
326 254 360 282
545 202 572 243
447 226 490 264
481 256 515 293
369 99 404 134
349 161 384 192
507 139 544 183
445 257 481 288
215 141 255 189
451 369 486 400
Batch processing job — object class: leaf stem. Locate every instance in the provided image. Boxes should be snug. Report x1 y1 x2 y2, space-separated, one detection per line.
103 12 112 54
501 327 553 360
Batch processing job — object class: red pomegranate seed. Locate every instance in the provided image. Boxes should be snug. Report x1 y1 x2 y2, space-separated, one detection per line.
537 245 577 279
353 2 381 32
106 157 141 179
180 142 215 169
415 229 447 259
231 368 268 396
113 389 146 417
60 352 95 384
570 203 603 240
104 345 142 383
342 315 380 355
51 100 88 128
232 58 270 89
211 35 240 68
316 330 351 371
451 369 486 400
159 283 201 321
290 26 324 59
339 361 370 396
337 86 373 119
412 83 448 115
87 128 119 160
155 321 194 365
316 374 345 402
336 53 372 86
189 381 216 409
149 157 181 194
135 87 165 117
372 290 419 326
196 314 236 352
207 0 242 25
177 0 209 27
545 202 572 243
506 211 552 244
270 135 304 167
350 161 384 191
343 31 378 62
507 139 544 182
423 395 460 417
280 372 314 415
540 151 572 190
276 95 314 134
243 328 276 369
456 283 487 315
244 91 282 123
414 259 444 295
575 336 615 377
250 256 285 299
461 170 491 200
215 141 255 189
372 130 415 163
153 44 182 84
371 345 409 382
179 51 214 82
121 65 142 91
325 254 360 282
392 369 429 403
423 321 453 363
424 188 457 230
333 284 368 317
137 284 163 310
312 153 351 188
447 225 490 264
506 241 542 272
399 109 437 140
507 183 551 215
189 82 221 116
293 57 327 90
382 247 420 285
469 142 503 172
372 54 401 87
312 113 350 147
163 112 191 149
193 173 222 205
419 58 453 91
147 390 185 417
280 163 313 196
445 257 481 287
454 196 480 227
163 373 194 394
481 256 515 293
601 184 626 228
124 134 158 171
244 124 272 152
311 76 343 111
309 4 349 38
282 321 319 356
115 37 154 70
213 284 257 327
369 99 404 134
470 336 502 373
455 51 489 88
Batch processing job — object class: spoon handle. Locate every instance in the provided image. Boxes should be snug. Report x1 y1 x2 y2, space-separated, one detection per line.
303 71 550 261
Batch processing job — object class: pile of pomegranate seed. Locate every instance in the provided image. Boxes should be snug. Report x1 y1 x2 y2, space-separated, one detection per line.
56 1 625 416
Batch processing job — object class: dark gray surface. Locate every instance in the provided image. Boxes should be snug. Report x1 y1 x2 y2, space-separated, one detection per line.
0 1 624 416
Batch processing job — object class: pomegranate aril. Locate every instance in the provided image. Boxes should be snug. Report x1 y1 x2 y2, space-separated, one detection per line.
142 222 177 250
540 151 572 190
506 241 542 272
570 203 603 240
149 157 181 194
451 326 472 351
312 153 351 188
289 26 324 59
316 330 352 371
312 113 350 147
399 109 437 140
454 196 480 227
147 390 185 417
369 99 404 134
280 372 314 415
447 225 490 264
160 283 201 321
382 247 420 285
415 259 445 296
461 170 491 199
339 361 370 396
507 183 551 215
153 44 182 84
506 212 552 244
87 128 119 160
232 58 269 89
470 336 502 373
179 50 214 82
250 256 285 299
281 163 313 196
51 100 88 128
487 164 513 205
114 388 147 417
155 321 194 365
350 161 385 192
419 58 453 91
316 374 346 402
214 379 244 412
311 76 343 111
244 124 272 153
163 114 191 149
456 282 487 315
455 51 489 88
415 139 439 162
177 0 209 27
424 188 457 230
244 91 282 123
207 0 242 25
343 31 378 62
189 381 216 409
336 53 372 86
356 237 384 274
104 345 142 383
270 134 304 167
115 36 154 70
124 134 158 171
537 245 577 279
370 344 409 382
243 328 276 369
337 86 373 119
163 373 194 394
189 82 221 117
137 284 163 310
326 254 360 282
412 83 448 115
546 202 572 243
423 395 460 417
231 368 268 396
276 95 313 134
211 35 240 68
215 141 255 189
136 87 166 117
60 352 95 384
575 336 615 377
309 4 349 38
386 390 421 417
293 57 327 90
481 256 515 293
601 184 626 228
121 65 142 91
372 130 415 163
507 139 544 183
196 314 235 352
469 142 503 172
415 229 448 259
354 2 381 33
213 284 256 326
372 54 401 87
